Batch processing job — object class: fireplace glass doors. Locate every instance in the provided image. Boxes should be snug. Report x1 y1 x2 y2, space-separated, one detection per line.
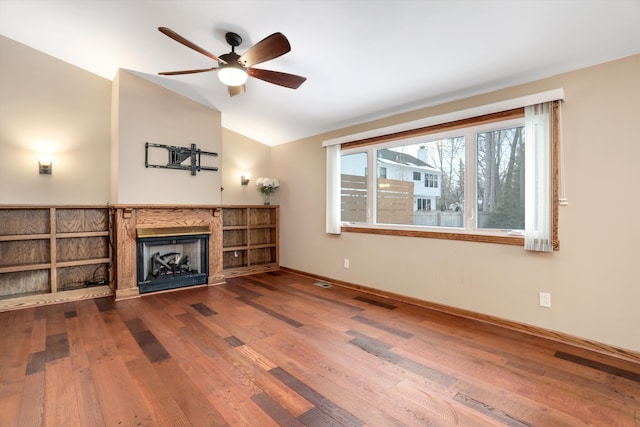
136 234 208 294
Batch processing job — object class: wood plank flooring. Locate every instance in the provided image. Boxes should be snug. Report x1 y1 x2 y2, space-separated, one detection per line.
1 271 638 426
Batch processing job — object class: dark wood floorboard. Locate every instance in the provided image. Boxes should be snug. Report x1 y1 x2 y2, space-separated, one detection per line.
1 270 639 426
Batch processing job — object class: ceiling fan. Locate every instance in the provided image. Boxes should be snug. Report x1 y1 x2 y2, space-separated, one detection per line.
157 27 306 97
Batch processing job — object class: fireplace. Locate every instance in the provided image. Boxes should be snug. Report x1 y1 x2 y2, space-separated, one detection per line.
136 227 209 294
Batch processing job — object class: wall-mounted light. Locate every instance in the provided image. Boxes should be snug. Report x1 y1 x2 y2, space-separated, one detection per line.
241 172 251 186
39 155 52 175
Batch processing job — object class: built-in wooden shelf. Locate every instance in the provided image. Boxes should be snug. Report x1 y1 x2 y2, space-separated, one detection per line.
0 206 113 309
222 206 279 278
0 205 280 307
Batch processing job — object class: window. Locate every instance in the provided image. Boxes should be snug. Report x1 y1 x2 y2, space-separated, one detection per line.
335 103 559 248
340 152 368 223
424 173 440 188
476 126 524 230
417 198 430 211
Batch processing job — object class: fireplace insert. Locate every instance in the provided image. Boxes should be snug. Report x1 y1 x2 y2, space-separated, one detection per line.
136 234 209 294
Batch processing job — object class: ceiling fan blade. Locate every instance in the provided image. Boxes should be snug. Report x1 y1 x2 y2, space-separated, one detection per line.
159 67 218 76
158 27 226 64
228 84 246 97
248 68 307 89
239 33 291 67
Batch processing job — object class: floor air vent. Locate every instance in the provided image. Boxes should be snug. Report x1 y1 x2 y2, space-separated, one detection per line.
314 281 332 288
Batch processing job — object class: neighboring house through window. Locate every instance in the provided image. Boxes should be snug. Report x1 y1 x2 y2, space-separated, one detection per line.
327 94 562 248
341 115 526 232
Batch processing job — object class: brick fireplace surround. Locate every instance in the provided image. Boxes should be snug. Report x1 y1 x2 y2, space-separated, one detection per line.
112 206 224 300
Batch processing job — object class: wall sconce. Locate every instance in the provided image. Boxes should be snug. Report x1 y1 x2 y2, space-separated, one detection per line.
39 156 52 175
241 172 251 185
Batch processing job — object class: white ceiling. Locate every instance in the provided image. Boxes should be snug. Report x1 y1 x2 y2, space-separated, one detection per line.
1 1 639 146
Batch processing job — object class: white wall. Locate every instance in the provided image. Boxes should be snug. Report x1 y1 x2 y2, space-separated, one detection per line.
0 36 111 204
272 55 640 353
111 70 222 205
220 128 272 206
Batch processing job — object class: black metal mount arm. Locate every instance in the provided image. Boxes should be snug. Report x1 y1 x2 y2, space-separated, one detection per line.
145 142 218 175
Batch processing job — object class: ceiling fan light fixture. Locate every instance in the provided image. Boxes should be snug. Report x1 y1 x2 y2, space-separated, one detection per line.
218 62 248 86
158 28 305 95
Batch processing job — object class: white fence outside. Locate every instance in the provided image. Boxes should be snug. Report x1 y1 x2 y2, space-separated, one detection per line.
414 211 463 227
413 211 496 228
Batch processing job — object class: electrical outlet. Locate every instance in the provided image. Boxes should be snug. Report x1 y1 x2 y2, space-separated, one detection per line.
539 292 551 308
343 259 350 269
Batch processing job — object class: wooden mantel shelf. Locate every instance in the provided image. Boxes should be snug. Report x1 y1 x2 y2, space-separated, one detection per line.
108 204 278 208
112 206 225 300
108 204 222 209
112 205 279 299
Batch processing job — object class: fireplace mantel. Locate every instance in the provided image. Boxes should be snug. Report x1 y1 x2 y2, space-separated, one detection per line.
112 205 224 300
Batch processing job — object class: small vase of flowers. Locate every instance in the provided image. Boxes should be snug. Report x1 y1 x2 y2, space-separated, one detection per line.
255 177 280 205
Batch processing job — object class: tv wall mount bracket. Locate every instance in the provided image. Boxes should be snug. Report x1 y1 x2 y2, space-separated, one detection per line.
145 142 218 175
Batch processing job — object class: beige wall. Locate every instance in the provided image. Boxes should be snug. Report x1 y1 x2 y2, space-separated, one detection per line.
220 128 272 205
0 36 224 206
272 54 640 353
0 36 111 204
112 70 222 205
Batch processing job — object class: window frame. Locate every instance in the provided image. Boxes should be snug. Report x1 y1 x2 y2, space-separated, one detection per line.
338 106 559 249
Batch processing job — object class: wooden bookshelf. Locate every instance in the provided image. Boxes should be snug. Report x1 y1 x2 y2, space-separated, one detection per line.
222 206 279 277
0 206 113 310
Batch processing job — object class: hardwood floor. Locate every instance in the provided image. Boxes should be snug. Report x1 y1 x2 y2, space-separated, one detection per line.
1 271 638 426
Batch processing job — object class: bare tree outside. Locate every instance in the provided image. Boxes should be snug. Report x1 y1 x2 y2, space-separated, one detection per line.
476 126 525 230
339 120 527 231
421 137 465 211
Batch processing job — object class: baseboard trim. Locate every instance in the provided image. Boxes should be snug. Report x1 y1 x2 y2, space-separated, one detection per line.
280 266 640 365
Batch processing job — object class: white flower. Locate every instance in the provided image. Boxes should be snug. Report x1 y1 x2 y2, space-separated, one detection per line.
255 177 280 194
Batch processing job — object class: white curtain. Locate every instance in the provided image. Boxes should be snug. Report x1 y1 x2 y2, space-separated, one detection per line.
326 144 341 234
524 102 553 252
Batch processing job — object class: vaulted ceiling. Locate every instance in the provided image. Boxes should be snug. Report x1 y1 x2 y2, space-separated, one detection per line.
1 0 639 145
